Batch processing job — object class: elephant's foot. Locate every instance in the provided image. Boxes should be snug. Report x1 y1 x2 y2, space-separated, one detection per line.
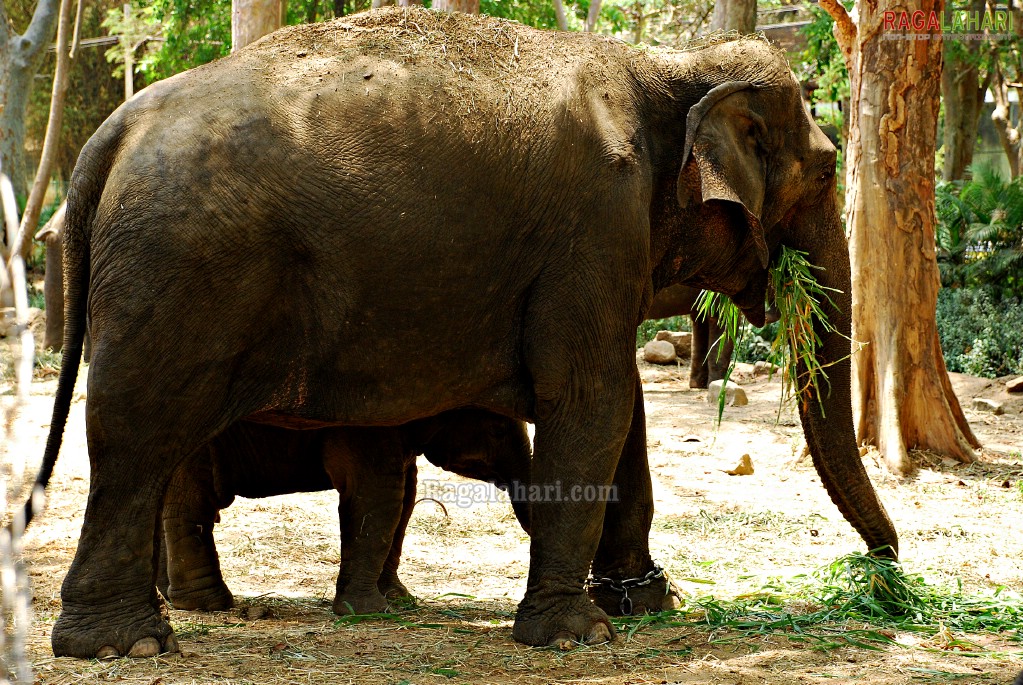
512 589 615 647
587 565 681 616
52 605 179 658
168 580 234 612
332 587 389 615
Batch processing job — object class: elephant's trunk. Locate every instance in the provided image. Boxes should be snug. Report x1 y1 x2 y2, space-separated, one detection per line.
790 211 899 558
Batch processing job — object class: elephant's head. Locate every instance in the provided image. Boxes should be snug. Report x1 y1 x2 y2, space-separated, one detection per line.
419 408 532 534
652 39 898 557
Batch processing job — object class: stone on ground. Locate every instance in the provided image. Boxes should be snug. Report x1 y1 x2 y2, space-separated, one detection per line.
643 339 677 365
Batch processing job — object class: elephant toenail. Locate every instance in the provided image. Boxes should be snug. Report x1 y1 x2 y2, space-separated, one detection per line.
96 645 120 659
586 623 613 644
163 633 180 653
548 631 578 650
127 637 161 657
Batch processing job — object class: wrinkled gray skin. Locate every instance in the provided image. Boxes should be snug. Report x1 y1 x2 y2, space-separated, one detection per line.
158 409 531 616
33 8 897 658
645 284 780 388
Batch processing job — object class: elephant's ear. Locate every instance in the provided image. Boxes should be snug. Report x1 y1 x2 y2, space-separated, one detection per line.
677 81 769 269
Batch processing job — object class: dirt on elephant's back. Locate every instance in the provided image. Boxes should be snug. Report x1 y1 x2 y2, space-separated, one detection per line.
11 353 1023 684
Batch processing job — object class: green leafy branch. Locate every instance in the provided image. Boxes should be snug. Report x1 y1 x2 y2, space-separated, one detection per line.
694 246 859 421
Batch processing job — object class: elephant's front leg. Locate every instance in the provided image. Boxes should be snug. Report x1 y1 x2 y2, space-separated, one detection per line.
161 451 235 611
510 369 637 647
589 375 679 616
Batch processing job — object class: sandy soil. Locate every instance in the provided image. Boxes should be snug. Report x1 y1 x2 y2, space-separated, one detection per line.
4 351 1023 684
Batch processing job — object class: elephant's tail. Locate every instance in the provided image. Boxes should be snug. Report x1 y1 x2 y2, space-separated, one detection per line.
20 123 115 531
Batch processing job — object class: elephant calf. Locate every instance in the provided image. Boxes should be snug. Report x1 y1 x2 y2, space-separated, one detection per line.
159 408 531 615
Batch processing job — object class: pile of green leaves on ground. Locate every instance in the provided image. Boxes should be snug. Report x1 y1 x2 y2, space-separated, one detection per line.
614 552 1023 652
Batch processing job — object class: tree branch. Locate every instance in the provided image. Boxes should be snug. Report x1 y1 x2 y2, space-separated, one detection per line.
18 0 60 65
12 0 76 262
817 0 856 68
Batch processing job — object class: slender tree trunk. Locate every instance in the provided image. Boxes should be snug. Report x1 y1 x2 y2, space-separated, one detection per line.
0 0 60 205
16 0 77 262
941 0 987 181
991 65 1022 179
709 0 756 33
585 0 602 31
821 0 980 474
232 0 286 52
433 0 478 12
552 0 568 31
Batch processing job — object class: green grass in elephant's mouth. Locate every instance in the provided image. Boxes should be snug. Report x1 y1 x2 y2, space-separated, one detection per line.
696 246 861 421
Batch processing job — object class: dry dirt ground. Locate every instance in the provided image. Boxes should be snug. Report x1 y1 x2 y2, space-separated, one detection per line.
4 349 1023 685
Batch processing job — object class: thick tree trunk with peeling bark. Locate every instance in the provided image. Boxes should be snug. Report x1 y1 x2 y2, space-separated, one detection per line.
232 0 286 52
821 0 980 474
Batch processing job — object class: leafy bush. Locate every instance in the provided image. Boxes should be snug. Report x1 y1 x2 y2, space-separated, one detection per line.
637 316 689 347
935 288 1023 378
735 321 778 364
936 167 1023 299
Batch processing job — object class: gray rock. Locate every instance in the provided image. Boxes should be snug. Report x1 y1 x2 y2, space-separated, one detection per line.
971 397 1004 415
654 330 692 359
753 360 780 377
707 379 748 407
1007 377 1023 394
643 339 677 365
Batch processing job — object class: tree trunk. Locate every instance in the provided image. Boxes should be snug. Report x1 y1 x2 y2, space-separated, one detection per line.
432 0 478 12
822 0 980 474
552 0 568 31
37 202 65 350
16 0 76 262
940 0 987 181
991 65 1022 179
0 0 60 204
585 0 602 31
709 0 756 33
232 0 286 52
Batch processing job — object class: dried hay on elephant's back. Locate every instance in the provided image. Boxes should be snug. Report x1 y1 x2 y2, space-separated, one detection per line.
241 7 639 130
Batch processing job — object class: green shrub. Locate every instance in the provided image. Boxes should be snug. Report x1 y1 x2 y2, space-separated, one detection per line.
735 321 779 363
637 315 689 347
935 167 1023 299
936 288 1023 378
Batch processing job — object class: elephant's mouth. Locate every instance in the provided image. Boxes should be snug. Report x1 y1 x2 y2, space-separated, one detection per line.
730 272 769 328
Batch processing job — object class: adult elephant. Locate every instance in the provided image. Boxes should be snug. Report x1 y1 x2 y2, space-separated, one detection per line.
645 284 780 388
31 8 897 658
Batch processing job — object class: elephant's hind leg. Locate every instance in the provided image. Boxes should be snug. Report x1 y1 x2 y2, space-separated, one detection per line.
51 384 233 658
377 462 418 602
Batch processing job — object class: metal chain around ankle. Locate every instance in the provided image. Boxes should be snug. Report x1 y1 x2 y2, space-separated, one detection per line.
586 565 665 616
